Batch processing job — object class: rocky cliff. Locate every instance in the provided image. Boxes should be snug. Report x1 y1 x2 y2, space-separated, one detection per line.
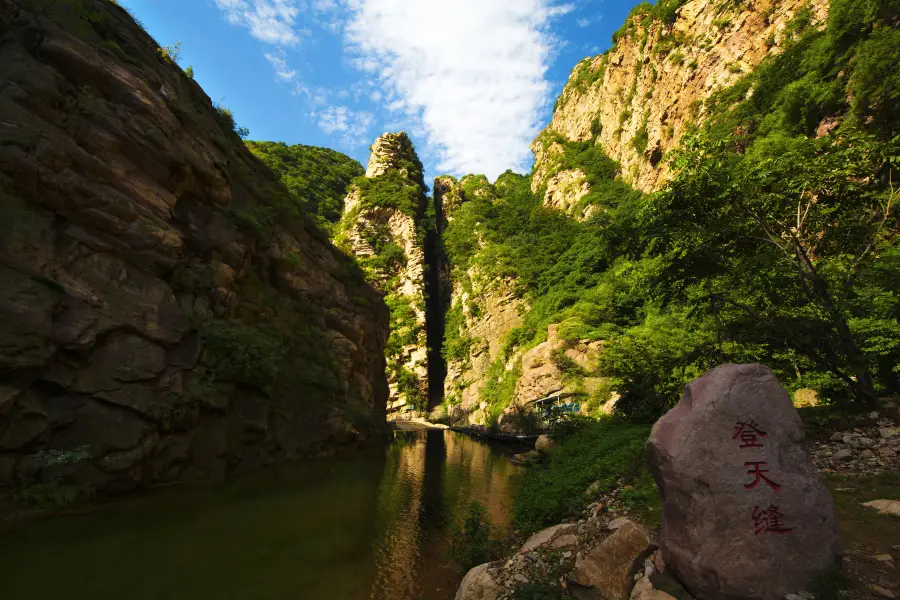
0 0 389 497
335 132 431 416
436 0 844 430
532 0 828 200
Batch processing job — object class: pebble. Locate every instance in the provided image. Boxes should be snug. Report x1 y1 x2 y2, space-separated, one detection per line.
871 584 897 599
830 432 844 441
784 594 803 600
514 573 527 583
563 551 572 558
833 449 853 461
798 590 814 600
874 554 894 562
870 411 880 419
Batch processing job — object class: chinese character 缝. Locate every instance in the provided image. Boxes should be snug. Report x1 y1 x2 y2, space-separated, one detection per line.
733 420 767 449
743 461 781 491
751 505 792 535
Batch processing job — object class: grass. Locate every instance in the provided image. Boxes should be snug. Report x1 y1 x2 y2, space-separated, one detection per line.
512 419 657 533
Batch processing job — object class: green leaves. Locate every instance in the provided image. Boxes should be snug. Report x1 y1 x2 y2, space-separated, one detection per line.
245 141 364 229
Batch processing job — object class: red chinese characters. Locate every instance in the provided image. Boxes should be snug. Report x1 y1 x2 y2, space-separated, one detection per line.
751 505 793 535
732 420 767 448
733 419 792 534
743 461 781 491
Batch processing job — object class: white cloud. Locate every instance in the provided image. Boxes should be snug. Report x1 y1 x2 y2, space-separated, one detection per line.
314 105 375 146
264 51 297 81
214 0 302 45
342 0 573 178
576 17 592 27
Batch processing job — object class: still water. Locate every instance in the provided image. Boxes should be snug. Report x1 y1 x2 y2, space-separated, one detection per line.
0 429 522 600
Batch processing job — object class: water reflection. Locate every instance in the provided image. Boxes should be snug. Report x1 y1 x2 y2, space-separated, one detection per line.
0 430 520 600
371 429 521 600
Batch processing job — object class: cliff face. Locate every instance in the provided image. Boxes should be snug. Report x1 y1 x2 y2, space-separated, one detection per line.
437 0 838 430
435 176 525 427
336 133 431 416
533 0 828 196
0 0 388 495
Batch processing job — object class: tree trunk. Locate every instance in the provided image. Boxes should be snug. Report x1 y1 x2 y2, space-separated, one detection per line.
792 240 878 408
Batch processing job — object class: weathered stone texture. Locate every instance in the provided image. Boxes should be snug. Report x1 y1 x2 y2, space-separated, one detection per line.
647 364 842 600
532 0 829 194
338 132 428 414
0 0 388 494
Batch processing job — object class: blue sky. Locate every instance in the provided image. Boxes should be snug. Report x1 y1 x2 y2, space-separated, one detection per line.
119 0 644 181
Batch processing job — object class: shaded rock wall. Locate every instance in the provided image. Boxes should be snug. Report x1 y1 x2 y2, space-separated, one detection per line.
0 0 389 494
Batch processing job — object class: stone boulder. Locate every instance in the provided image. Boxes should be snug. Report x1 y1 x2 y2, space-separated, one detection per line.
455 563 501 600
519 523 578 554
631 576 677 600
647 364 842 600
535 434 557 454
571 520 655 600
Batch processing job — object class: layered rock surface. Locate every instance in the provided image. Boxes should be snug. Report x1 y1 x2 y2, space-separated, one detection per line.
336 132 430 415
532 0 828 195
0 0 389 494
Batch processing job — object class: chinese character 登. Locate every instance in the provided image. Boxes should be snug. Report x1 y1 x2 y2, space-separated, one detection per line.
743 461 781 491
751 505 792 535
733 420 767 449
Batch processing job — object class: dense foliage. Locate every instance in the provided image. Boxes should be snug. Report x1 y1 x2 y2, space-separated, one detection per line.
245 141 364 232
513 420 657 532
335 134 432 410
442 0 900 423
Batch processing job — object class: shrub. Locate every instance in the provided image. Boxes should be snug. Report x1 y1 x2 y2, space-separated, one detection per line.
448 501 502 570
200 320 286 392
513 420 656 532
157 41 181 64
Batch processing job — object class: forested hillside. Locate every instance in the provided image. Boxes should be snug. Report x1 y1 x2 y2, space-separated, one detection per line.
245 142 364 233
439 0 900 426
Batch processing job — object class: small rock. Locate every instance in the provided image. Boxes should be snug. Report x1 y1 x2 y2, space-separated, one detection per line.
630 576 677 600
870 411 880 419
550 534 579 549
563 551 573 558
455 564 501 600
874 554 894 562
829 432 844 442
798 590 814 599
573 521 655 600
584 480 602 496
833 449 853 460
608 517 631 531
785 594 803 600
653 551 666 573
878 447 897 457
871 584 897 599
519 523 578 554
863 500 900 517
862 449 876 458
514 573 528 583
535 434 557 454
880 427 900 439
